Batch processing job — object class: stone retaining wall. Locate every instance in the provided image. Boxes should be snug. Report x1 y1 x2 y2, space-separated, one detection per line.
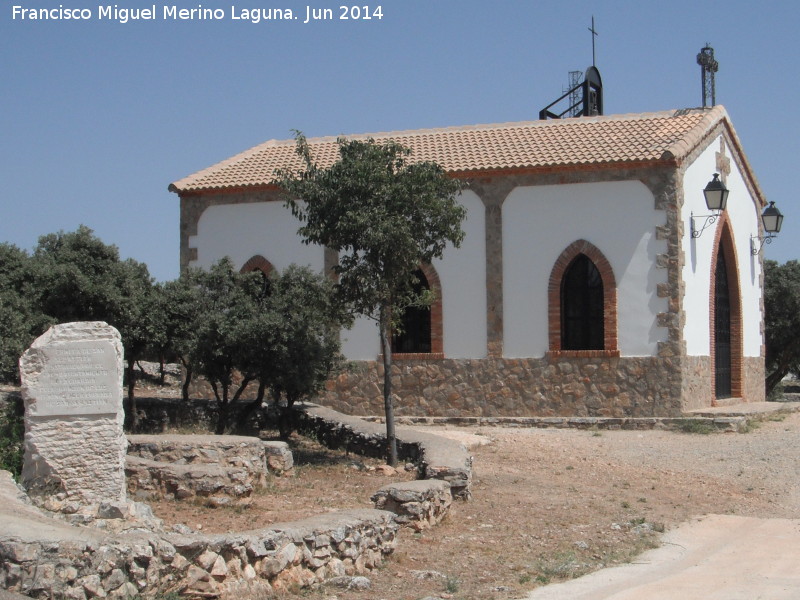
125 436 294 503
127 435 268 483
0 470 399 598
126 457 255 503
296 403 473 499
387 414 749 433
1 403 469 598
371 480 452 531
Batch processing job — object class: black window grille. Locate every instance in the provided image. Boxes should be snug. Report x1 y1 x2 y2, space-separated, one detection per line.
561 254 604 350
391 270 432 354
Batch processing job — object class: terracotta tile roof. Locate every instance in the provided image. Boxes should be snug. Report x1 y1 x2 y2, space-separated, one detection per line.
170 107 730 193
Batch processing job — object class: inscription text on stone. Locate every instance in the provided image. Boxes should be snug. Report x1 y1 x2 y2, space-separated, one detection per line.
28 341 120 416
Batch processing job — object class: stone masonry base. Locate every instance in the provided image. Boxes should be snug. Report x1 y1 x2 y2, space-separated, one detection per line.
322 356 684 418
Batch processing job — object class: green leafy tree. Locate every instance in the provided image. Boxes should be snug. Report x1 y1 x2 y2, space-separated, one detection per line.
0 396 24 480
32 225 129 323
276 134 466 465
0 243 51 383
764 259 800 395
239 265 347 438
183 258 263 433
153 278 204 402
28 226 156 426
113 258 158 430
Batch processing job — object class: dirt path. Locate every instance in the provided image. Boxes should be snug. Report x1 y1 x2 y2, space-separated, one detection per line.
335 411 800 599
147 410 800 600
524 514 800 599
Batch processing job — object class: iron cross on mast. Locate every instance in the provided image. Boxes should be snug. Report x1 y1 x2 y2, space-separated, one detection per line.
538 16 603 119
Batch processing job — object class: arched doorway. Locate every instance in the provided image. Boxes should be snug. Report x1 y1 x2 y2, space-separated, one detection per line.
710 221 742 402
714 246 732 399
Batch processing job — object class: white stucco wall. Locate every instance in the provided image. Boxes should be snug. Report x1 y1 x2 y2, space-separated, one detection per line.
189 201 325 272
340 315 379 360
340 190 487 360
436 190 487 358
503 180 667 358
682 136 763 357
191 193 487 361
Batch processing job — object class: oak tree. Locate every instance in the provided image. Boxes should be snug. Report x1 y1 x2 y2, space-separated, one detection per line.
764 259 800 395
238 265 346 437
276 134 465 465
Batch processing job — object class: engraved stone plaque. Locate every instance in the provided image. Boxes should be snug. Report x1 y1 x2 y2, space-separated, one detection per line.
26 340 120 417
20 321 127 507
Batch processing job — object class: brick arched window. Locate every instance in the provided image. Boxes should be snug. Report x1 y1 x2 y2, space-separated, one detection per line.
548 240 618 356
240 255 274 276
391 263 444 359
240 255 275 297
562 254 604 350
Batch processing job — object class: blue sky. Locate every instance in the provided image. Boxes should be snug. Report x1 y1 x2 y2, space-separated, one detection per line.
2 0 797 281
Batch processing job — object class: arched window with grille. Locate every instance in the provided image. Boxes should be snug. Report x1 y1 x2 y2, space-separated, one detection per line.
561 254 604 350
240 255 275 298
390 265 444 357
548 240 618 355
392 269 432 353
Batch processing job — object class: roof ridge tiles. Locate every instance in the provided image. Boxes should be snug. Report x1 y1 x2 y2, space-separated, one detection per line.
244 109 688 148
662 105 728 160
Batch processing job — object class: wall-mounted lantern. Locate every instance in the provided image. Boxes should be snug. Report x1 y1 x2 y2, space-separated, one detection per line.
751 201 784 255
691 173 730 238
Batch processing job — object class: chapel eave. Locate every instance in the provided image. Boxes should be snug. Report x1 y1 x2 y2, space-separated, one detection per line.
171 159 685 198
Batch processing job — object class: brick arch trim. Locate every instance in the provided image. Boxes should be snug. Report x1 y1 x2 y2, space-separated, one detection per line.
240 255 275 276
709 215 743 401
548 240 619 356
392 262 444 359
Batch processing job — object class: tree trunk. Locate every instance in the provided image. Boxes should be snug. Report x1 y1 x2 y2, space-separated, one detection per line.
126 358 138 431
766 363 790 396
209 380 228 434
231 376 253 403
215 389 229 435
237 380 267 431
180 359 193 403
278 396 297 441
159 353 166 385
212 376 253 434
380 308 398 466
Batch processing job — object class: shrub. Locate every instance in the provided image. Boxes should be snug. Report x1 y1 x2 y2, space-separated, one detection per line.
675 418 716 435
0 395 24 480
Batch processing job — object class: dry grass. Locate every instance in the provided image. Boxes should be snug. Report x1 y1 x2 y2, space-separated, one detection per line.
148 431 416 534
145 419 793 600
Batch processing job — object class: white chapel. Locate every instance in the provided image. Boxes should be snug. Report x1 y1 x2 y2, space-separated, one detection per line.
170 102 770 418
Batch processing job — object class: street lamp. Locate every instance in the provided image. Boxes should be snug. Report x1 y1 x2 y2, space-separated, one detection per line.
691 174 729 238
751 201 784 255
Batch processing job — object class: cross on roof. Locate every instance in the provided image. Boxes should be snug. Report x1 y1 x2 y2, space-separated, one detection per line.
715 138 731 184
588 16 598 66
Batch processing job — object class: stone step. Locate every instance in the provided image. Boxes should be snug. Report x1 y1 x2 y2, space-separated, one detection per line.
685 401 800 418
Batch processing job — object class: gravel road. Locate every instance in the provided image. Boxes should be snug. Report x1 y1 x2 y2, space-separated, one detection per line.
573 411 800 518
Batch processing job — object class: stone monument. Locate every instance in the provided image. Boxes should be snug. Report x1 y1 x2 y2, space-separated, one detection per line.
19 321 127 509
